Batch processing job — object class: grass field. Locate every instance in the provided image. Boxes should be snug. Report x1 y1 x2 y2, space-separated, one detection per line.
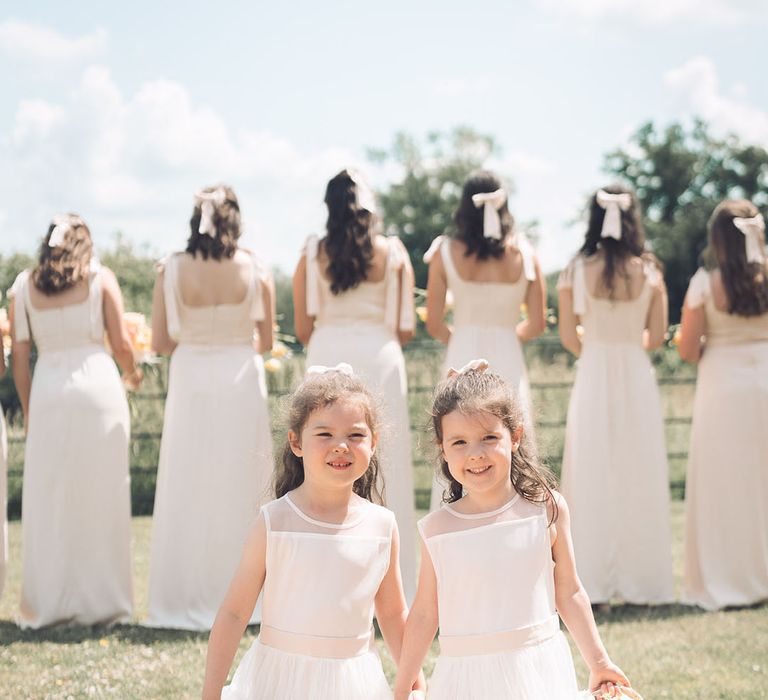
1 504 767 699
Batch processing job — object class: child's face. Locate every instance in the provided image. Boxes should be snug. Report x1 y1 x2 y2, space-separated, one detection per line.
289 398 377 492
440 410 522 498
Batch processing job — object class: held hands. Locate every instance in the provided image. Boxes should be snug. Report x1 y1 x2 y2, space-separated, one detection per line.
589 660 630 698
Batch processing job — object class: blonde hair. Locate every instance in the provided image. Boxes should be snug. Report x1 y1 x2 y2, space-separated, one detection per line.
32 214 93 294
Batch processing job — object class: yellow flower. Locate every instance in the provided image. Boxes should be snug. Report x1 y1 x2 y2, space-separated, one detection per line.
672 327 682 347
416 306 428 323
271 342 289 358
576 324 584 338
264 358 282 373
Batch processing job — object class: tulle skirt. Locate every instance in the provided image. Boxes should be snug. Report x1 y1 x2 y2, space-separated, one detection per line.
428 631 580 700
222 639 393 700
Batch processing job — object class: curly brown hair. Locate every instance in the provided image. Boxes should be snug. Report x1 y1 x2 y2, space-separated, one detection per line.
453 170 514 260
431 368 558 521
186 184 241 260
32 214 94 295
705 199 768 317
323 169 376 294
275 370 384 503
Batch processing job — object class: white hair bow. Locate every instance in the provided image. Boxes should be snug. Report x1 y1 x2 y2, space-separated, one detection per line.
447 358 489 378
471 189 506 240
48 214 73 247
596 189 632 241
349 170 377 214
733 213 766 264
306 362 355 377
195 187 228 237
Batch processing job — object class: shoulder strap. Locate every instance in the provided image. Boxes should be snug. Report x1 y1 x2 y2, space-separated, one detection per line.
160 253 182 342
422 234 446 264
439 236 460 284
384 237 415 332
88 258 105 341
516 233 537 283
571 257 588 316
247 251 266 322
304 234 321 317
684 267 710 310
8 270 32 343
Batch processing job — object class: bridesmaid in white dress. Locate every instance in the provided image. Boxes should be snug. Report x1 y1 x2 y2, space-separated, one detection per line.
423 170 546 508
678 199 768 610
147 185 276 630
8 214 141 628
0 306 7 599
292 169 417 600
558 186 674 605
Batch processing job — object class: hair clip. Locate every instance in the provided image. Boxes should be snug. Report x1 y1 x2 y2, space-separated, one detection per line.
446 358 489 378
48 214 74 247
194 187 228 237
596 189 632 241
305 362 355 377
733 213 766 264
471 189 506 240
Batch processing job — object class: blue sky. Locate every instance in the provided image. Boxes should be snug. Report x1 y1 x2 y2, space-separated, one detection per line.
1 0 766 274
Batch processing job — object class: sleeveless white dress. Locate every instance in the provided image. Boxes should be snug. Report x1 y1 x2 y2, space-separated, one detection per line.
683 268 768 610
558 256 674 604
419 496 579 699
223 494 394 700
9 264 132 628
146 251 275 630
0 373 7 600
303 235 417 600
425 236 537 509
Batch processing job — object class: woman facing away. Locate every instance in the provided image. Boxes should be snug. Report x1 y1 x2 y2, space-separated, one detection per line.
8 213 140 628
423 170 546 508
678 199 768 610
292 168 418 600
0 298 8 600
557 185 674 605
147 185 276 630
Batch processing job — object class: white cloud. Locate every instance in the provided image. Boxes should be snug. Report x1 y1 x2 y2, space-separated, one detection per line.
488 151 556 177
0 20 107 63
0 65 358 271
664 56 768 145
534 0 750 25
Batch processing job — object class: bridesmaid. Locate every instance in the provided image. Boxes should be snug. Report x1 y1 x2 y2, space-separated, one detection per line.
557 185 674 605
292 168 418 599
1 301 7 599
423 170 546 508
678 199 768 610
147 185 276 630
8 213 140 628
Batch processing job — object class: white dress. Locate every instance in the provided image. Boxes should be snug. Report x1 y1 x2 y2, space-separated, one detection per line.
9 264 132 628
0 388 7 600
683 268 768 610
419 496 579 699
558 256 674 604
303 234 417 600
223 494 394 700
146 251 275 630
426 236 537 509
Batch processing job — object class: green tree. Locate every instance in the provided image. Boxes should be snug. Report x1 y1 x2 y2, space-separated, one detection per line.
604 120 768 321
368 127 502 288
100 233 157 316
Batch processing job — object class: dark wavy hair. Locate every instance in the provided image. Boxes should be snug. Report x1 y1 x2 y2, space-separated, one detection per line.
323 169 376 294
454 170 514 260
431 368 558 522
275 370 384 503
580 184 660 299
32 214 94 295
704 199 768 317
186 184 241 260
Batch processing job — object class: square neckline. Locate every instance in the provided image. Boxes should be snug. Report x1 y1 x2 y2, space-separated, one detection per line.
442 239 528 288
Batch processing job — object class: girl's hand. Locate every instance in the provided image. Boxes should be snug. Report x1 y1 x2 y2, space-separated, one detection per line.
589 661 630 697
122 366 143 392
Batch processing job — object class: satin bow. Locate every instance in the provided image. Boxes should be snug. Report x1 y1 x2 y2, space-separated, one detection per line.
447 358 489 378
596 189 632 241
348 170 376 214
471 189 507 240
733 213 766 264
48 214 73 247
306 362 355 377
195 187 228 237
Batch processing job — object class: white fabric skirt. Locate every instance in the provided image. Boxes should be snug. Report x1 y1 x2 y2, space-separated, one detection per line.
428 631 579 700
0 407 7 600
222 639 392 700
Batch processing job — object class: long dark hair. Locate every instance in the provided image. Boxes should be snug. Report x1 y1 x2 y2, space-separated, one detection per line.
32 214 93 295
323 170 376 294
275 370 383 503
186 184 241 260
454 170 514 260
580 184 659 298
431 368 558 522
704 199 768 317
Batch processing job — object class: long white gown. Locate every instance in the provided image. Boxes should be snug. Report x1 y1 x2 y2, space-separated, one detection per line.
303 234 417 600
683 268 768 610
0 393 7 600
420 496 580 699
9 264 132 628
146 250 275 630
558 256 674 604
426 235 536 509
223 494 394 700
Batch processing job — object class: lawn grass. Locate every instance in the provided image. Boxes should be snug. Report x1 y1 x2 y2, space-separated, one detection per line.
1 504 766 699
